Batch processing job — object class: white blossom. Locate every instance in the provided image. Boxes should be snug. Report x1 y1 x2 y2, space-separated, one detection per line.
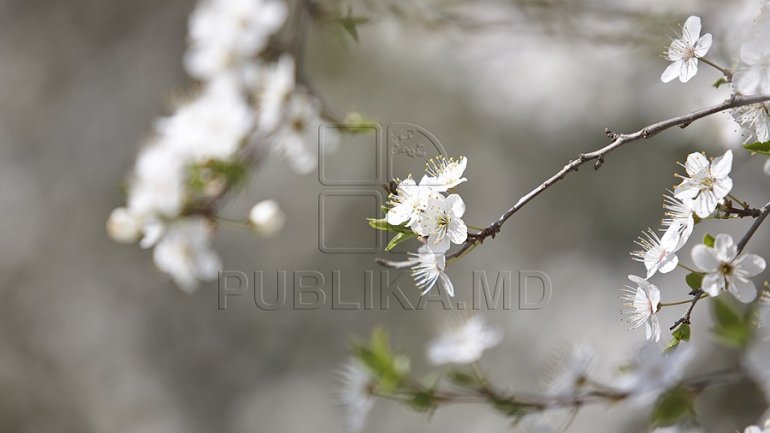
152 218 222 292
733 18 770 96
691 233 766 303
269 92 335 174
733 103 770 144
106 207 142 243
184 0 288 81
257 54 295 133
156 74 254 163
426 316 501 365
621 275 662 342
127 143 187 219
385 177 439 230
337 358 375 433
416 193 468 251
674 150 733 218
661 16 712 83
419 156 468 192
631 228 681 279
661 193 695 246
541 343 595 397
409 243 454 296
615 343 695 400
249 199 285 236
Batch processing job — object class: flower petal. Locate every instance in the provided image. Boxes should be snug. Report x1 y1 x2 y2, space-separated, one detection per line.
446 194 466 218
710 150 733 179
737 253 766 277
728 276 757 303
693 33 712 57
693 189 717 218
679 58 699 83
714 233 737 261
701 272 723 296
684 152 710 176
682 16 702 45
438 272 454 297
661 61 683 83
692 244 719 272
659 253 679 274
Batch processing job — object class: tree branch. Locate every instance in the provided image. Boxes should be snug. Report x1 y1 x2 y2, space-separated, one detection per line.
737 201 770 254
441 94 770 262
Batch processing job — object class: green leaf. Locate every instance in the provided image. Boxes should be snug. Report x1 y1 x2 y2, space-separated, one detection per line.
408 390 437 412
352 328 409 392
665 323 691 352
447 371 481 387
685 272 705 290
743 141 770 156
712 77 728 89
703 233 715 248
337 15 370 42
367 218 414 234
651 386 696 427
386 232 416 251
711 297 750 347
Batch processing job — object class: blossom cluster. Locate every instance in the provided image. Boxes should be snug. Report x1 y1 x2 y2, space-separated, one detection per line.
107 0 334 291
369 156 469 296
624 149 766 342
661 15 770 146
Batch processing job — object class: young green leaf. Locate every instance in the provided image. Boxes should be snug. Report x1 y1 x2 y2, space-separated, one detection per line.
743 141 770 156
685 273 704 290
386 232 416 251
711 297 749 347
665 323 691 352
703 233 715 248
651 386 696 427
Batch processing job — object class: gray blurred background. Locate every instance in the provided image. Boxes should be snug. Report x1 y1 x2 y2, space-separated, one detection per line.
1 0 768 431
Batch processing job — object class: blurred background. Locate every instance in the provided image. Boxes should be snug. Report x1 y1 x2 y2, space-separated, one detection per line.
0 0 768 431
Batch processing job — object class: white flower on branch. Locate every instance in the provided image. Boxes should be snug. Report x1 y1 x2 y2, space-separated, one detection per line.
674 150 733 218
152 218 222 292
615 343 694 400
661 193 695 246
542 342 595 397
184 0 288 81
337 358 376 433
426 315 501 365
691 233 766 303
621 275 661 342
661 16 712 83
128 143 186 219
157 74 254 164
733 14 770 97
732 102 770 144
415 193 468 251
270 91 337 174
631 228 681 279
386 176 440 229
419 155 468 192
409 243 453 296
257 54 295 133
249 199 285 237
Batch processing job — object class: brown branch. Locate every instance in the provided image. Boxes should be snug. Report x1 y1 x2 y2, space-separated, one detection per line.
737 201 770 254
437 94 770 263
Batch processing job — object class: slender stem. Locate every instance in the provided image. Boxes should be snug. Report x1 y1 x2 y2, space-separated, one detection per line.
677 263 698 273
699 57 733 80
429 94 770 264
660 293 705 308
737 201 770 254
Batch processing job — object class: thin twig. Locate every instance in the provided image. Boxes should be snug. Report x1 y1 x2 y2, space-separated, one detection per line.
432 94 770 263
737 201 770 254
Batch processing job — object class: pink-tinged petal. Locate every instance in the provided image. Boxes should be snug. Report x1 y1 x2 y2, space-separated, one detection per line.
446 194 465 218
661 61 683 83
714 233 737 261
682 16 702 45
693 33 712 57
710 150 733 178
701 272 723 296
728 277 757 303
647 283 661 307
693 190 717 218
692 244 719 272
684 152 710 175
737 253 766 277
711 177 733 201
659 253 679 274
679 58 699 83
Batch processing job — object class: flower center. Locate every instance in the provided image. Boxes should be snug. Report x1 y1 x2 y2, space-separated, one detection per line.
719 262 733 276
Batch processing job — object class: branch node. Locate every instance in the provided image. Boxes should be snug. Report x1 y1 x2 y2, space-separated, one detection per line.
604 128 618 141
594 156 605 170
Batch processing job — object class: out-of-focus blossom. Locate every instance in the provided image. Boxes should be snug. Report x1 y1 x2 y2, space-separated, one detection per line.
249 199 285 236
106 207 142 243
733 103 770 144
615 343 695 401
409 242 453 296
152 218 222 292
337 358 375 433
426 315 501 365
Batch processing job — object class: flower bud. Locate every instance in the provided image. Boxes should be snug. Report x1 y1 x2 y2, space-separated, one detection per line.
107 207 141 243
249 199 285 237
